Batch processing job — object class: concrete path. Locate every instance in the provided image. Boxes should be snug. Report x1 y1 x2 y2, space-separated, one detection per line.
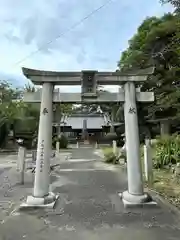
0 148 180 239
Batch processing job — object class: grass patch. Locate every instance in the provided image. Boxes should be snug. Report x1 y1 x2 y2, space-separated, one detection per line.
102 144 180 208
101 147 119 164
102 147 113 155
152 169 180 207
141 144 180 208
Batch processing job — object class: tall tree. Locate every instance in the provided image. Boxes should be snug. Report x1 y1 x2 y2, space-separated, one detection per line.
118 13 180 136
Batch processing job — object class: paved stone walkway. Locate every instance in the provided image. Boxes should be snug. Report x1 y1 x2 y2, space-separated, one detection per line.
0 148 180 239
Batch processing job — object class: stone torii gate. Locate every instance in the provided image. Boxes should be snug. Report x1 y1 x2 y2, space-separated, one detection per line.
22 67 155 208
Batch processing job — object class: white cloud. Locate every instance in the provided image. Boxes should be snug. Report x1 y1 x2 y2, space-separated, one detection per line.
0 0 173 90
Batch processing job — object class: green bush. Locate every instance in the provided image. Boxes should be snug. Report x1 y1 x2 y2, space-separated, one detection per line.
52 134 68 149
59 134 68 149
103 148 119 164
104 132 117 142
153 134 180 169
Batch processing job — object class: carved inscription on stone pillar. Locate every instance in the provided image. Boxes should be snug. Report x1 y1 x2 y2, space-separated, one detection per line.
40 140 45 172
128 107 136 114
42 108 48 115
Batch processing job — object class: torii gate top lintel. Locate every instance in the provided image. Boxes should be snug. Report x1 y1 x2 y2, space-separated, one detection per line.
22 66 154 86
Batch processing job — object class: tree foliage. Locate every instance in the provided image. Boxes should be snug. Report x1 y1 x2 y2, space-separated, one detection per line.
118 12 180 135
0 81 40 145
160 0 180 12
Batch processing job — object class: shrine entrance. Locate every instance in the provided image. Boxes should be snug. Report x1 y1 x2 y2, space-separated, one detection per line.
22 67 155 208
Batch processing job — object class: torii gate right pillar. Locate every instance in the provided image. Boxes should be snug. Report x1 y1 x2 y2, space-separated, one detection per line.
120 81 156 206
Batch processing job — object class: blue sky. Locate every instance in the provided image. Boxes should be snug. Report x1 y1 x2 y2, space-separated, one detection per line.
0 0 173 91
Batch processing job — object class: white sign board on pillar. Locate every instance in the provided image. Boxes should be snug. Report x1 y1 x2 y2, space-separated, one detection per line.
56 141 60 152
17 146 26 184
56 141 60 158
113 140 117 155
144 139 153 187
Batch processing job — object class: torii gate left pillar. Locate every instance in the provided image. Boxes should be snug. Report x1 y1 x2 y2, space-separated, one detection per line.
21 82 59 207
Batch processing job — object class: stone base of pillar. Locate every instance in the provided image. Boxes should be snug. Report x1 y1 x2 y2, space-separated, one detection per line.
119 190 157 208
20 192 59 209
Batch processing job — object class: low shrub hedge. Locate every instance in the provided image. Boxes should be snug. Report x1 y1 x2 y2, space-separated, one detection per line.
153 134 180 169
103 147 119 164
52 134 68 149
